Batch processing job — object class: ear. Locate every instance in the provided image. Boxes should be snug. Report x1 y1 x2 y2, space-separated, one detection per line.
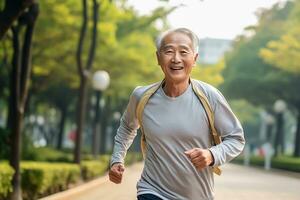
193 53 199 66
156 51 161 65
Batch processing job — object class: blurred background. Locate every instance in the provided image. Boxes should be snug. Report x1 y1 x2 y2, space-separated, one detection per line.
0 0 299 199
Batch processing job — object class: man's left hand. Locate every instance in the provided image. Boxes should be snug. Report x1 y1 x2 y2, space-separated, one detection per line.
184 148 214 171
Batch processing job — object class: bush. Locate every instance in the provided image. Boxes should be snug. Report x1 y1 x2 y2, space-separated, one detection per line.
232 155 300 172
99 154 111 163
125 152 143 166
21 162 80 200
272 156 300 172
0 163 14 199
0 152 143 199
22 147 73 163
81 161 109 181
81 155 111 180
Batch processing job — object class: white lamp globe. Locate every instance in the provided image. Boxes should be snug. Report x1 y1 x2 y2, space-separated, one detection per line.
92 70 110 91
274 99 287 113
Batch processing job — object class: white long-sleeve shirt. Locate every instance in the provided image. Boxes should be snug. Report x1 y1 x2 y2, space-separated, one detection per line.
110 80 245 200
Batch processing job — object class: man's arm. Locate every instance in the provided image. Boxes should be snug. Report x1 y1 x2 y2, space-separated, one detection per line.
208 89 245 167
109 87 140 183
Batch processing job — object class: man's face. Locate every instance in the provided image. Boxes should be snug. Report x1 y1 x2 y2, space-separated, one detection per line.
156 32 198 84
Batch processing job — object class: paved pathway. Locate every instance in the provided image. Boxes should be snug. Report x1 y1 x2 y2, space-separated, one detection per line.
41 162 300 200
214 164 300 200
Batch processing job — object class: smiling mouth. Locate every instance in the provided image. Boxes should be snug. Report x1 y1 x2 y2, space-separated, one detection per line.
170 66 184 70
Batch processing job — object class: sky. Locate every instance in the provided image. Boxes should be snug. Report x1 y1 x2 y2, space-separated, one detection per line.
127 0 285 40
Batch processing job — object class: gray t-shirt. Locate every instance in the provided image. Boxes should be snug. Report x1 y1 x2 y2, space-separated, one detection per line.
110 80 245 200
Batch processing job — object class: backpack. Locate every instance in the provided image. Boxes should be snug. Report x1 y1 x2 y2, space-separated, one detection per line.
136 79 222 175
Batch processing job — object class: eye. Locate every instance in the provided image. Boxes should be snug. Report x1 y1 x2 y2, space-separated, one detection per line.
164 50 174 54
180 50 189 55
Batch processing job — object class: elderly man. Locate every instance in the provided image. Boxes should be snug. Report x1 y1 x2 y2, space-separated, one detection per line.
109 28 245 200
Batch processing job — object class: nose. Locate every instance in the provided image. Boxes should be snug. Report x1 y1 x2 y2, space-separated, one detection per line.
172 52 181 63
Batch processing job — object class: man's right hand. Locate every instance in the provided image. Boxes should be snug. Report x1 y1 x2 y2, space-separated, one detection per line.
109 163 125 184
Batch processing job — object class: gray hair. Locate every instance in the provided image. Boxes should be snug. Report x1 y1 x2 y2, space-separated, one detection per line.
155 28 199 53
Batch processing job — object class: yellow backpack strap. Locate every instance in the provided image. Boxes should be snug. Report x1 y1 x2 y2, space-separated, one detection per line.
191 79 222 175
136 81 163 157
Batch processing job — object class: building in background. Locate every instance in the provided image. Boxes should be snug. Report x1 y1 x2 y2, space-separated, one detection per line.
198 38 232 65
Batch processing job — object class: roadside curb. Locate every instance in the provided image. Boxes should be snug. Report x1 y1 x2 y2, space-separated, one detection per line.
39 173 109 200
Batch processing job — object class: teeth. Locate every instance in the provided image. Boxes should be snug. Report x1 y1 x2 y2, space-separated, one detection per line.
171 67 183 70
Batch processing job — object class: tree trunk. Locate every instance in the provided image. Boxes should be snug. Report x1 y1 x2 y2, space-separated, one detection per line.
6 63 15 132
266 123 273 142
74 78 88 164
0 0 34 40
57 106 67 150
92 91 101 156
73 0 99 164
100 95 111 154
274 112 284 157
9 24 22 200
8 3 39 199
9 107 23 200
294 107 300 157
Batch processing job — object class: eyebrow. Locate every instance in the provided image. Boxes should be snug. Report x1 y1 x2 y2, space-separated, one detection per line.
161 44 192 50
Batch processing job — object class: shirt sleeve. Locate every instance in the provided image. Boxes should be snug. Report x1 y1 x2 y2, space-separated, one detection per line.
208 88 245 167
110 87 141 167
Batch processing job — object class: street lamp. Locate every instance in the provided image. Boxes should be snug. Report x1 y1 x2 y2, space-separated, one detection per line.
273 99 286 156
92 70 110 157
265 113 275 142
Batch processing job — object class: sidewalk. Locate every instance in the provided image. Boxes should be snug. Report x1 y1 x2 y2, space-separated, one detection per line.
41 162 300 200
214 164 300 200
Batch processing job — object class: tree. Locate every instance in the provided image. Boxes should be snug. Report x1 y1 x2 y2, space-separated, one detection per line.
221 1 299 155
0 0 35 40
1 0 224 163
260 0 300 75
7 3 39 199
260 0 300 157
29 0 80 150
222 2 295 105
260 28 300 74
192 60 225 87
74 0 99 164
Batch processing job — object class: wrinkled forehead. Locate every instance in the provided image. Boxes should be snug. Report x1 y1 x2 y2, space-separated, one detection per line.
160 32 194 50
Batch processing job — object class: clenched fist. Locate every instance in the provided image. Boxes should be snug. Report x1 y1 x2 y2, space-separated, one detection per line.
109 163 125 184
184 148 214 171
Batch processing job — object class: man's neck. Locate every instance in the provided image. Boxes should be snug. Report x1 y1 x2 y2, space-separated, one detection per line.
163 79 190 97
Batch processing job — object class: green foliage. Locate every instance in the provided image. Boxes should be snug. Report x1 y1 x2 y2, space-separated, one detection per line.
31 0 80 105
124 152 143 166
22 147 73 162
260 0 300 75
228 100 262 145
260 28 300 74
222 1 300 157
24 0 178 146
81 159 109 181
0 163 14 199
222 1 300 108
228 100 261 124
0 152 142 199
0 39 10 99
233 155 300 172
192 60 225 86
272 156 300 172
0 0 4 12
21 162 80 200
